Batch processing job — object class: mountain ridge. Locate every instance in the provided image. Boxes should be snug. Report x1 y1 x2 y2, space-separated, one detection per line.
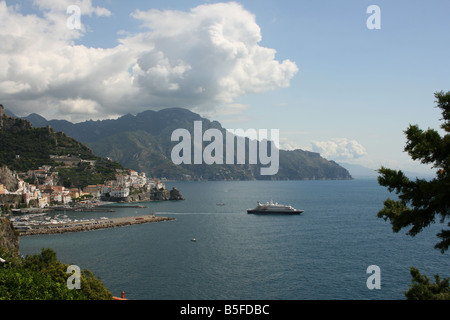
0 104 125 188
22 108 353 181
339 162 435 180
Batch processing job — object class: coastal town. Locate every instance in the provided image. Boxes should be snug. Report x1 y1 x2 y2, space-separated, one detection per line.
0 157 183 235
0 104 183 236
0 159 169 211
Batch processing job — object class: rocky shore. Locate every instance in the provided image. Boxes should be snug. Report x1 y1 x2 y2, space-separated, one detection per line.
19 214 175 236
101 187 184 203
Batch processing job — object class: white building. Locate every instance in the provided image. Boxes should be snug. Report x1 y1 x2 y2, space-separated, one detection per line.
109 187 130 198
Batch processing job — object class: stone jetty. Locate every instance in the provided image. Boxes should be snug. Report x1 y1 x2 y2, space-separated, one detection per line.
19 214 175 236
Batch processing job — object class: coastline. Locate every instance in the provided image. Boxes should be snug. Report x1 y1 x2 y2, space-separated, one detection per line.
19 214 175 236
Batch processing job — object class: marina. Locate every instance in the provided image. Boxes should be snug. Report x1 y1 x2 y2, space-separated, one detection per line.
52 207 116 212
7 200 152 235
10 213 174 236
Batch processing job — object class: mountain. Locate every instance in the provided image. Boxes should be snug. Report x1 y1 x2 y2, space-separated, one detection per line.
339 163 379 179
339 162 436 180
23 108 352 181
0 104 125 188
4 108 18 118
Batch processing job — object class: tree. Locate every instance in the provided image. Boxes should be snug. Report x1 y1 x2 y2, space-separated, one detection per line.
23 248 113 300
377 91 450 299
1 248 113 300
405 267 450 300
378 91 450 252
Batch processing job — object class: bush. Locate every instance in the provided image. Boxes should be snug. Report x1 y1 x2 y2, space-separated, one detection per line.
0 248 113 300
405 267 450 300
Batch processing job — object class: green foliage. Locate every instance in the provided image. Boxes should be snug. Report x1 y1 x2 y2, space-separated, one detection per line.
72 194 94 202
0 247 22 266
0 114 123 188
0 266 83 300
405 267 450 300
377 91 450 253
0 248 113 300
0 127 53 172
0 120 97 172
57 158 124 188
0 115 126 188
377 91 450 300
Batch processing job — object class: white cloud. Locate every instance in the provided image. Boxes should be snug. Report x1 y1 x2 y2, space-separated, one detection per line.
0 1 298 121
280 142 304 151
311 138 368 160
33 0 111 17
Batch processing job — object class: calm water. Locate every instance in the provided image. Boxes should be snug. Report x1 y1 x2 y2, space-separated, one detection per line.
19 179 449 300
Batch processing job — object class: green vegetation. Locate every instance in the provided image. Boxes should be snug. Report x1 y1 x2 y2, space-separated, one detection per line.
57 158 124 188
0 122 94 172
377 91 450 299
405 267 450 300
0 115 125 189
0 126 55 172
0 248 113 300
72 194 94 202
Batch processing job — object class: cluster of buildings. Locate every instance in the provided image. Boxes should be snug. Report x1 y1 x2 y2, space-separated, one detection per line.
0 179 84 208
0 164 90 208
0 164 165 209
96 170 165 199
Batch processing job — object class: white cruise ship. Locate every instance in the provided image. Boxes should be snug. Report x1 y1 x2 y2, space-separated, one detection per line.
247 201 304 215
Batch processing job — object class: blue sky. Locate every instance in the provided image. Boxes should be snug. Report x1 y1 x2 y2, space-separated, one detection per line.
1 0 449 174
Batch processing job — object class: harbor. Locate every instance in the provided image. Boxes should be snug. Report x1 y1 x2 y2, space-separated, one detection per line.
12 214 174 236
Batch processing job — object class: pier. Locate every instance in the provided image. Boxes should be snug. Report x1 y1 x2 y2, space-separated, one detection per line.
18 214 175 236
52 207 116 212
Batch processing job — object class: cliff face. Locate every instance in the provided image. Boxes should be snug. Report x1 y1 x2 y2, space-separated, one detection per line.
102 187 184 202
0 165 19 192
0 217 20 254
149 187 184 201
0 104 32 132
0 104 4 128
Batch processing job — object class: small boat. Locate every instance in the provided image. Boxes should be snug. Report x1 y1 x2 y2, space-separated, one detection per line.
247 201 304 215
216 203 225 206
191 238 197 242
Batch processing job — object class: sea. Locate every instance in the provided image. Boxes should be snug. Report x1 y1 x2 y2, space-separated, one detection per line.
19 179 449 301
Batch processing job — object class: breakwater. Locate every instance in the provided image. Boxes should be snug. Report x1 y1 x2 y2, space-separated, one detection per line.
19 215 175 236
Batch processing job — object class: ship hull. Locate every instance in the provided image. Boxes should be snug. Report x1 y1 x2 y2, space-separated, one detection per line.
247 209 304 215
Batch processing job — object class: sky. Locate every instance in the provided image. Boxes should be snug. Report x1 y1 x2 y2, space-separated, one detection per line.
1 0 449 174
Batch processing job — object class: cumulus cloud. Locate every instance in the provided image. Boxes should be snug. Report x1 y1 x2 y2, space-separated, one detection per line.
0 1 298 122
33 0 111 15
311 138 367 160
